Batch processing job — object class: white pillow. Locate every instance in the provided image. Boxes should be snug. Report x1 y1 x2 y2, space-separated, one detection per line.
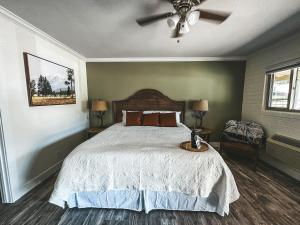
143 111 182 126
122 110 138 124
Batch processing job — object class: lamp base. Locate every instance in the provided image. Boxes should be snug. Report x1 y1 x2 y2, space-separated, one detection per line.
193 111 207 129
96 111 105 128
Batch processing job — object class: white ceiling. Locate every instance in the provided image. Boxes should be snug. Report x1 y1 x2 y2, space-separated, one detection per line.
1 0 300 58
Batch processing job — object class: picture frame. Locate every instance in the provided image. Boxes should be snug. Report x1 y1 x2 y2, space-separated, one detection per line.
23 52 76 106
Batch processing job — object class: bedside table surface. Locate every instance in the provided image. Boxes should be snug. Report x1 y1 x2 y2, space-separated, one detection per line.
196 127 213 134
87 127 107 133
188 127 213 134
187 126 213 143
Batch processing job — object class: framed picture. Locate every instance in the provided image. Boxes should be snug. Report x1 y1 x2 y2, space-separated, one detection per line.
23 52 76 106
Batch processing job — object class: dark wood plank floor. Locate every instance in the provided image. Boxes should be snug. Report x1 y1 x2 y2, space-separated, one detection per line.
0 155 299 225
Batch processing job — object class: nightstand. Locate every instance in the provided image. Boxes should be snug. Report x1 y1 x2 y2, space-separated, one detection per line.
87 127 108 139
189 127 213 143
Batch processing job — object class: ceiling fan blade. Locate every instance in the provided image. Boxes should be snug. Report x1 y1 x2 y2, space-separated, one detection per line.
136 12 174 26
198 9 231 23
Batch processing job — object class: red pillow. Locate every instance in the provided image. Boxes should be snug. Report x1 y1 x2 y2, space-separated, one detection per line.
126 111 143 126
160 113 177 127
142 113 160 126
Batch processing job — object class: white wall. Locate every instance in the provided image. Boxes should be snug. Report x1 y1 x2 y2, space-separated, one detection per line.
0 11 89 201
242 31 300 178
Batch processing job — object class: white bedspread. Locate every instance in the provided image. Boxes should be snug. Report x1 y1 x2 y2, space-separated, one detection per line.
49 123 239 215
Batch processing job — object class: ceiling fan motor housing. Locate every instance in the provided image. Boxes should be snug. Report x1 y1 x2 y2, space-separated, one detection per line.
173 0 193 16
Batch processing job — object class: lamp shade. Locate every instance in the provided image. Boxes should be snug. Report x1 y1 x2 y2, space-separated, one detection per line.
187 10 200 26
91 100 107 112
179 20 190 34
193 100 208 111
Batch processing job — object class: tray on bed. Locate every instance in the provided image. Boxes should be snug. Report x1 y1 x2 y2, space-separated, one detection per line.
180 141 209 152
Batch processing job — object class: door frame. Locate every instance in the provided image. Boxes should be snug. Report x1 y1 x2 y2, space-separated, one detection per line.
0 109 13 203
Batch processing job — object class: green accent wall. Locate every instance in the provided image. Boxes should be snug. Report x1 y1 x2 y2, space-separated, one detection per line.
86 61 246 141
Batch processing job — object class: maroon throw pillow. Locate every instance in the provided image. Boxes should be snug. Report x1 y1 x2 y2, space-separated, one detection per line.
126 111 143 126
142 113 160 126
160 113 177 127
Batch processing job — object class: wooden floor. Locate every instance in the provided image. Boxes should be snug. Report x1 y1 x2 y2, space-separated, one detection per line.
0 155 299 225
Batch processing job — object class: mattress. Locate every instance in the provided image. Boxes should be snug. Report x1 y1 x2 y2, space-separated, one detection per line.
49 123 239 216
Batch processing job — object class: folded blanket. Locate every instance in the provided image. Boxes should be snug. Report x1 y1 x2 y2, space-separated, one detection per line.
221 120 265 145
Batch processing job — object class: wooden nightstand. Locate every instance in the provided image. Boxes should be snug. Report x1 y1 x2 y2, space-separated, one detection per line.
87 127 108 139
188 127 213 143
198 128 213 143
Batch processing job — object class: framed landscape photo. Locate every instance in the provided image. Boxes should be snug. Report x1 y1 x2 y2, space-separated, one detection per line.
23 52 76 106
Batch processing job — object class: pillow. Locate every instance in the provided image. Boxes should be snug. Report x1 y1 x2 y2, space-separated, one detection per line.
144 111 181 125
122 110 126 123
126 111 143 126
142 113 160 126
159 113 177 127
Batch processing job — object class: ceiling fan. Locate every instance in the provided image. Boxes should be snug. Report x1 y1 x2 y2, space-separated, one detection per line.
136 0 231 39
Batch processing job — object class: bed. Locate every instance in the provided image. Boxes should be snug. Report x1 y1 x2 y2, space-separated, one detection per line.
49 89 239 216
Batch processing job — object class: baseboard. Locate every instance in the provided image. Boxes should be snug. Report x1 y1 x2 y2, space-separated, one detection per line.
259 152 300 181
10 127 88 202
13 160 63 201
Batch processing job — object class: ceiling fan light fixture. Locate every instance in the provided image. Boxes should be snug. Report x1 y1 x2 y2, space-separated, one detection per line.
179 20 189 34
167 14 180 30
136 1 232 39
187 10 200 26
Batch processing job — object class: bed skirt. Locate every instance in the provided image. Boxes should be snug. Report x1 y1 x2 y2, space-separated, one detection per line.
66 189 225 216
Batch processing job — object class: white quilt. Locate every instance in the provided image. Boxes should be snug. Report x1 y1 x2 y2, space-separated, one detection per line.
49 123 239 215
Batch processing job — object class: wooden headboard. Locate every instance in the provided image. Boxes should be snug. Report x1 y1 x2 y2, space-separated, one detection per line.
112 89 185 123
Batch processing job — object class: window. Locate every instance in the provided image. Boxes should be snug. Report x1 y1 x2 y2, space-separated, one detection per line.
266 66 300 112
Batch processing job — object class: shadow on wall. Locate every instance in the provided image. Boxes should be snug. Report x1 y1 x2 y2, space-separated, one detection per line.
24 130 88 182
227 11 300 56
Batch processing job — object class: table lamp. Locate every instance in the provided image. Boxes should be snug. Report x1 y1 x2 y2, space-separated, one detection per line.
91 100 108 128
192 100 208 128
